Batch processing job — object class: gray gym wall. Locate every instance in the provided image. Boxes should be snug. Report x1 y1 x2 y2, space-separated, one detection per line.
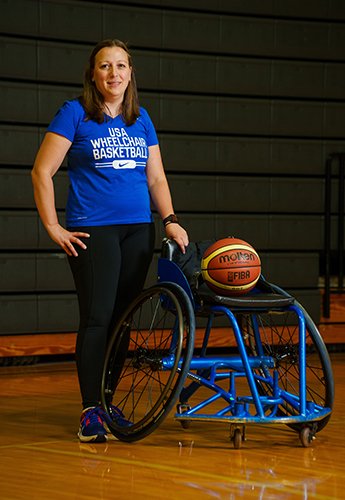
1 0 345 334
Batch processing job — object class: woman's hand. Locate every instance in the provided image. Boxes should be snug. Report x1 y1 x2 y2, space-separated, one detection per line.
47 223 90 257
164 223 189 254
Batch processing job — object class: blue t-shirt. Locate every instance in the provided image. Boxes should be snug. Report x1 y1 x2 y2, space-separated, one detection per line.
47 99 159 227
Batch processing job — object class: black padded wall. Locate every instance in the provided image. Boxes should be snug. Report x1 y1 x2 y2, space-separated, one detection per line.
1 0 345 333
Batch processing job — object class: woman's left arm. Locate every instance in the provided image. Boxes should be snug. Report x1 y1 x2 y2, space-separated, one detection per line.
146 144 189 253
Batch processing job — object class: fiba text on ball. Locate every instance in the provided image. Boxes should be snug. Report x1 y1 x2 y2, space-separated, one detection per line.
227 270 251 282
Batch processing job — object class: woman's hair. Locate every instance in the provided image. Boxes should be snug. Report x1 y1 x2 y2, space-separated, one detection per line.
81 39 140 125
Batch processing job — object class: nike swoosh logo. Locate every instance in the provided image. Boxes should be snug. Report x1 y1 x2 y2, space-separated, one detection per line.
112 160 136 169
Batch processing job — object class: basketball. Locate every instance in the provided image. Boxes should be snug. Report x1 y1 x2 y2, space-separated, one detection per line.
201 237 261 296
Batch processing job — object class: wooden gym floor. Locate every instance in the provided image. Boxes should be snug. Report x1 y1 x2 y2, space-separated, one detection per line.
0 289 344 499
0 350 343 499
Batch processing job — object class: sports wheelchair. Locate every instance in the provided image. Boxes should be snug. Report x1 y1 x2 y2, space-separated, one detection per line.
101 239 334 448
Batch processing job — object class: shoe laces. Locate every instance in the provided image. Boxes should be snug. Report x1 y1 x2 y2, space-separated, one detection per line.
81 407 104 428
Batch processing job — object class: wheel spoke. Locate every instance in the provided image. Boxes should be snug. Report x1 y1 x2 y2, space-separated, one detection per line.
101 283 195 441
241 307 333 430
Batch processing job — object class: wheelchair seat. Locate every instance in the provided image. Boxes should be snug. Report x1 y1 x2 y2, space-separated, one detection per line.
160 238 295 309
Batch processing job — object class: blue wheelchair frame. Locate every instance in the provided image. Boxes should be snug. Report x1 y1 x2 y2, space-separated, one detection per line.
157 254 332 446
101 240 333 447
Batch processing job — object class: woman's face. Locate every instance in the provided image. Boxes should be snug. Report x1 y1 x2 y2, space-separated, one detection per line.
92 46 132 102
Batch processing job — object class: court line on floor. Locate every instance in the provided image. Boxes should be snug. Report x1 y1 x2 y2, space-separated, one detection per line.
0 440 64 450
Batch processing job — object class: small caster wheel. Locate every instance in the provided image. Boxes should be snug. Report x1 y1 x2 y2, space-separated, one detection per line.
177 403 191 429
300 426 315 447
233 428 242 449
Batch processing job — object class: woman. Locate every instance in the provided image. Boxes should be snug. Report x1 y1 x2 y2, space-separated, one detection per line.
31 39 189 443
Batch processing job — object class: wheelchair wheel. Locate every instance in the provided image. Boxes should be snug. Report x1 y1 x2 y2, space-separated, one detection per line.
240 302 334 433
101 282 195 442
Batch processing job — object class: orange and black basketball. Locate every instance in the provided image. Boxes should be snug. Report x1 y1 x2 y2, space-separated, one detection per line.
201 237 261 296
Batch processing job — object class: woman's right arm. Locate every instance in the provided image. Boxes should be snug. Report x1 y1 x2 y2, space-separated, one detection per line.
31 132 90 257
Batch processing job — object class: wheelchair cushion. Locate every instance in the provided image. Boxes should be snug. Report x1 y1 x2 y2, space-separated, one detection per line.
197 283 294 309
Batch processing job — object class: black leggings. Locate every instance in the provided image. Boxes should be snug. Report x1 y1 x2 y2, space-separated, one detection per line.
68 223 155 409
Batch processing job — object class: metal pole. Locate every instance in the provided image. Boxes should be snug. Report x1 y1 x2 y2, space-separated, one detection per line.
338 155 345 290
324 156 332 318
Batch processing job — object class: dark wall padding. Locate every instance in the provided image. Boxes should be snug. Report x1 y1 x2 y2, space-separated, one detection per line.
1 0 345 332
